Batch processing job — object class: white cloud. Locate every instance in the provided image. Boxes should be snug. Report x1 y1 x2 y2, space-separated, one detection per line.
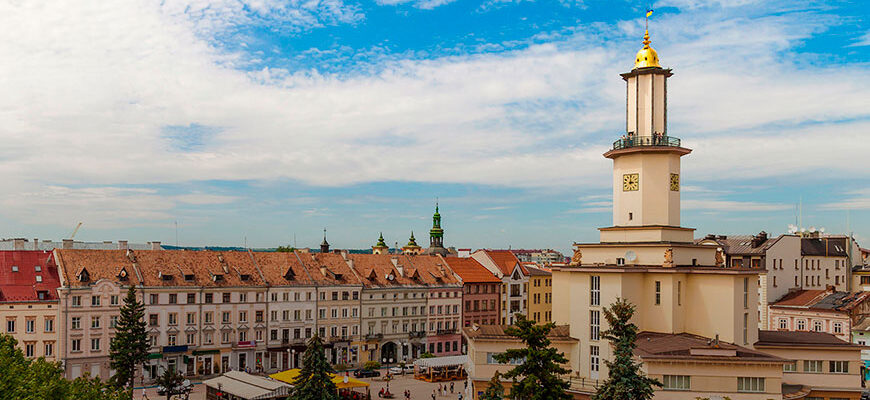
375 0 457 9
0 1 867 230
682 199 791 212
820 189 870 210
849 31 870 47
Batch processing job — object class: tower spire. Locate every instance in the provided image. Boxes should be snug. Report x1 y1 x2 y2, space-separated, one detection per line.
320 228 330 253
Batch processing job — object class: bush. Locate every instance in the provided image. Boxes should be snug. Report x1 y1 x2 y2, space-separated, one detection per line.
334 363 349 372
420 352 435 359
364 361 381 371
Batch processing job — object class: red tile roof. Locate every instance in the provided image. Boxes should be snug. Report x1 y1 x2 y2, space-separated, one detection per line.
756 330 862 348
445 258 500 283
635 331 784 362
54 249 143 288
772 290 828 307
347 253 458 288
0 251 61 302
299 252 362 286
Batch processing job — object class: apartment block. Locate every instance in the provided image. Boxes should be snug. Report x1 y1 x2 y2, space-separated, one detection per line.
0 251 61 361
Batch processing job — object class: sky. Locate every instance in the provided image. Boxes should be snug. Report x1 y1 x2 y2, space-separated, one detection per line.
0 0 868 253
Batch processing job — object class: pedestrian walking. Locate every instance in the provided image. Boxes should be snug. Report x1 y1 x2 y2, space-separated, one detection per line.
458 393 463 400
431 390 436 400
450 382 454 393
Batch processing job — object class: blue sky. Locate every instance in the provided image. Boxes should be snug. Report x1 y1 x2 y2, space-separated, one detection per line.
0 0 868 253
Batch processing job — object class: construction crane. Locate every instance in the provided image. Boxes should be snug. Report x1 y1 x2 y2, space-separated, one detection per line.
69 222 82 239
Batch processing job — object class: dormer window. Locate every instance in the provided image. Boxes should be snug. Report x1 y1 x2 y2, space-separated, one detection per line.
34 265 41 272
77 268 90 282
35 275 43 283
184 274 195 281
160 272 173 281
367 269 378 281
240 274 251 281
117 268 129 281
212 273 224 282
37 291 47 300
11 265 18 272
284 269 296 281
334 273 343 281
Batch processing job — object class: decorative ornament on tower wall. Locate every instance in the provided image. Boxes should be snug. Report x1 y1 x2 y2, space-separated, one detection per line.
570 248 582 266
663 248 674 268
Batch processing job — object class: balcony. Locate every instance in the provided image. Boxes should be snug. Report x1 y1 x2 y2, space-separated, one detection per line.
365 333 383 341
436 328 457 335
408 331 426 339
611 135 681 151
232 340 257 349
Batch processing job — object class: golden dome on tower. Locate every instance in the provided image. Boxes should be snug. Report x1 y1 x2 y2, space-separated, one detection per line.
634 30 660 69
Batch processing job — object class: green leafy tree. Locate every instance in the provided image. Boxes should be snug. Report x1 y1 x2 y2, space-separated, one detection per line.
109 286 149 391
0 334 128 400
479 371 505 400
419 352 435 359
289 335 338 400
363 361 380 371
593 298 661 400
493 314 571 400
276 245 296 252
154 368 187 400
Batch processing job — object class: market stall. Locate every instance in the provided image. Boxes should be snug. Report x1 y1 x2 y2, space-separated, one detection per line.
269 369 370 400
413 355 468 382
203 370 291 400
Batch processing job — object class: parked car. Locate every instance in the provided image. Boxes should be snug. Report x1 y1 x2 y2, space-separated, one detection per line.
353 368 381 378
388 365 414 375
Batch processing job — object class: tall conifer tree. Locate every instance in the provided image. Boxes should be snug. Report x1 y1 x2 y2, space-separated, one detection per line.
493 314 572 400
593 298 661 400
109 285 149 391
289 335 338 400
479 371 506 400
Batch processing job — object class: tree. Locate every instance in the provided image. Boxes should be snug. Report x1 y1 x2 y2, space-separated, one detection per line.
593 298 661 400
154 368 187 400
479 371 505 400
289 335 338 400
276 245 296 252
0 333 128 400
493 314 571 400
109 286 149 391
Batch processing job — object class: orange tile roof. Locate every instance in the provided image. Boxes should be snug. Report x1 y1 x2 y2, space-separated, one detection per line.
298 252 362 286
482 250 525 275
772 290 829 307
55 249 144 287
347 253 459 288
445 257 500 283
252 252 314 286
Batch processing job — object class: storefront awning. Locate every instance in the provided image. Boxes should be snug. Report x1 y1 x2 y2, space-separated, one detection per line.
147 353 163 360
192 349 221 356
204 371 291 400
270 369 369 389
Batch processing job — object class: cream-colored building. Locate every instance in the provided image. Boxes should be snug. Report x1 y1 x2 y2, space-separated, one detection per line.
755 330 864 399
472 250 528 325
551 28 761 394
462 325 579 400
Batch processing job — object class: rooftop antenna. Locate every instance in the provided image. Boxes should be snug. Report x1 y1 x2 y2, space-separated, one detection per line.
175 220 179 247
294 233 297 248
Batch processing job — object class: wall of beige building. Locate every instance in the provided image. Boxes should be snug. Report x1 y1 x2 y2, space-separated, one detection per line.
552 269 759 380
756 346 863 393
265 286 317 372
360 287 428 365
58 280 124 380
1 300 59 360
643 360 784 400
315 285 362 366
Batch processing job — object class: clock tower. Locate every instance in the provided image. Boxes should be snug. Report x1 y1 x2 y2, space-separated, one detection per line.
601 28 693 244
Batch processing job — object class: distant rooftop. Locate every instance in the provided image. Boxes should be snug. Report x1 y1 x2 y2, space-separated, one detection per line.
0 238 159 251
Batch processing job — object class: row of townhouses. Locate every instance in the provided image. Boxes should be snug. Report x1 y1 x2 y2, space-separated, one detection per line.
0 230 553 384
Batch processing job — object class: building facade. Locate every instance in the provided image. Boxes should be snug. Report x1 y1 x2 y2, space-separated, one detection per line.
526 266 552 324
471 250 528 325
445 257 501 328
0 251 61 361
768 289 870 342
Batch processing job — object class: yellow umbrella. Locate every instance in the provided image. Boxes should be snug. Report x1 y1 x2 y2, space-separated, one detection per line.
269 369 370 389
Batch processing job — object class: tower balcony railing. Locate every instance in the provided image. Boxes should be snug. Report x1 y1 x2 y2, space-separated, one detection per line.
612 134 680 150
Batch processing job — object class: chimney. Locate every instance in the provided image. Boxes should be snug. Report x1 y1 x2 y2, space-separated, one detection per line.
62 239 73 249
33 238 39 250
118 240 128 250
13 238 26 250
150 241 161 250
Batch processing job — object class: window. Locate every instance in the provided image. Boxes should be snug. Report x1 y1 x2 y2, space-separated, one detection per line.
149 294 158 305
783 362 797 372
778 319 787 330
168 313 177 326
91 316 100 329
149 314 158 326
204 293 213 304
25 343 34 357
590 346 599 372
168 294 177 304
71 296 81 307
110 295 119 306
71 339 81 352
797 320 806 330
590 276 600 306
743 278 748 308
590 310 600 341
186 333 195 345
222 312 231 324
90 338 100 351
71 317 80 330
25 319 34 333
830 361 849 374
737 377 764 393
616 257 625 266
662 375 690 391
834 322 843 334
677 281 681 306
223 293 231 303
239 311 247 323
813 320 823 332
168 334 177 346
654 281 661 305
44 342 53 357
45 318 54 332
862 276 870 285
804 360 823 373
187 313 196 325
110 316 118 328
204 312 213 324
743 313 748 344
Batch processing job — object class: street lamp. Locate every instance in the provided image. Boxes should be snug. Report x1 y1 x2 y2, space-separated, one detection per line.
291 349 296 369
286 349 291 370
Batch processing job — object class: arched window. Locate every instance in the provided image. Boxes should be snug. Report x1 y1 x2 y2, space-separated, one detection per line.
796 320 806 330
778 319 788 330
